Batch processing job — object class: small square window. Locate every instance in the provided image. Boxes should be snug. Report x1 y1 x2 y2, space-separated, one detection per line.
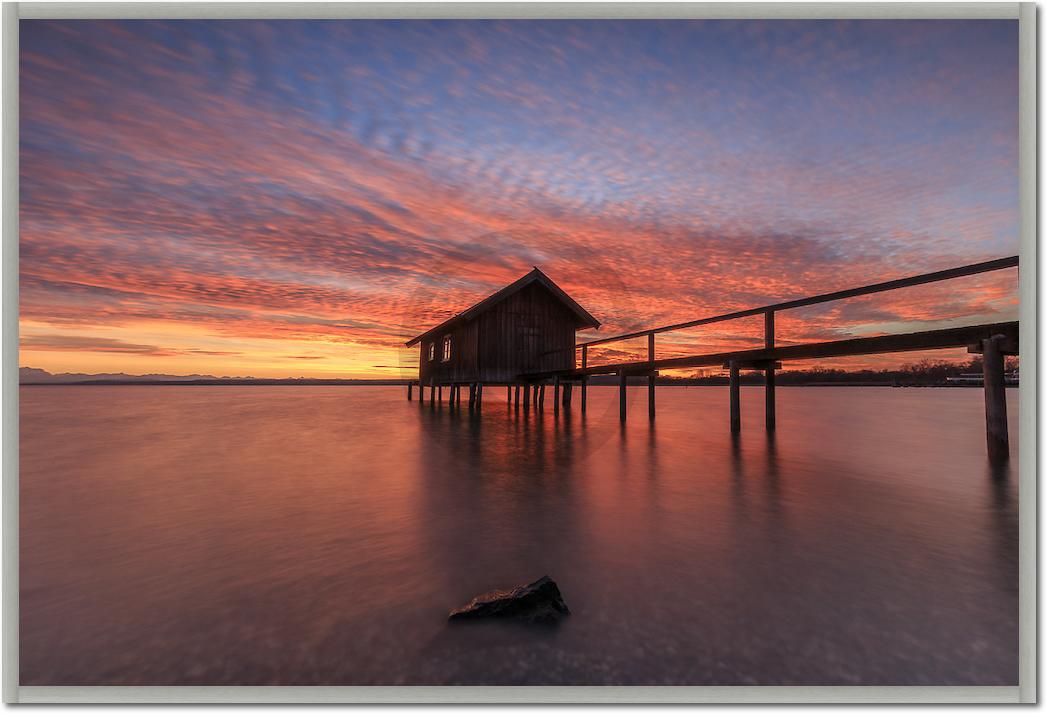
428 343 435 361
442 336 452 362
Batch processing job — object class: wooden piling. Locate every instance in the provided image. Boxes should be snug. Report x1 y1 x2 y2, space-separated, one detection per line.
419 380 424 404
438 385 443 402
523 382 531 409
729 361 740 432
476 383 483 407
407 382 413 401
648 333 656 420
981 335 1009 461
563 383 572 408
539 384 545 409
581 345 588 414
765 367 776 430
554 377 560 415
619 371 627 421
514 384 520 408
765 312 776 430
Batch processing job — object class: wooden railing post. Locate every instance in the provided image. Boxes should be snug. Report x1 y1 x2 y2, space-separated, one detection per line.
581 345 588 414
765 310 776 431
648 333 656 419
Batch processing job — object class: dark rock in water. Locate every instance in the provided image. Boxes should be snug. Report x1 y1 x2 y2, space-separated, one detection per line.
448 576 570 623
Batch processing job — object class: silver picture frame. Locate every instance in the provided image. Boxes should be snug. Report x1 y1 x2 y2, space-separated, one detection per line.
2 2 1037 703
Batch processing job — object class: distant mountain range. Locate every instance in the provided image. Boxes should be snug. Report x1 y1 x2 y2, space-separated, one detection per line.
19 367 410 386
20 367 236 383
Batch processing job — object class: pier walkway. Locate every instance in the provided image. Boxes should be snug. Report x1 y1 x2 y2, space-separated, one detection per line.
411 256 1019 461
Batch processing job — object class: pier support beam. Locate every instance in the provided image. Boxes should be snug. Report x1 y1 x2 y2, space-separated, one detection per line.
981 335 1009 461
554 377 560 415
764 311 776 431
419 380 424 404
407 382 413 401
523 382 531 409
539 384 545 409
514 384 520 408
563 383 572 408
476 383 483 408
438 385 443 402
619 371 627 421
765 367 776 431
648 334 656 420
581 345 589 414
729 361 741 432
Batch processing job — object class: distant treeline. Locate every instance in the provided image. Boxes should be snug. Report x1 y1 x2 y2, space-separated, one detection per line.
588 356 1019 387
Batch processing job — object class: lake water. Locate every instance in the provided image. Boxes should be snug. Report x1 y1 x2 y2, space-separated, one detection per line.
20 385 1018 685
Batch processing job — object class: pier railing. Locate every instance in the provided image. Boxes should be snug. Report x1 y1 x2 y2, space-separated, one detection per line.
563 255 1018 374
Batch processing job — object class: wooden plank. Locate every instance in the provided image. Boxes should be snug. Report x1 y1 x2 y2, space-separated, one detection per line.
525 321 1018 379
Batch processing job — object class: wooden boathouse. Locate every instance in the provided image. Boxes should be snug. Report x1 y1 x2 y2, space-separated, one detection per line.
406 257 1019 461
405 268 599 407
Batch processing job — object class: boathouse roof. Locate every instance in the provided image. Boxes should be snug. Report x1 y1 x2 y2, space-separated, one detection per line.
405 267 600 347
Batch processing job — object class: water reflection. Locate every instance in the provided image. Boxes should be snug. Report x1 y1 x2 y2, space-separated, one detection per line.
19 385 1018 685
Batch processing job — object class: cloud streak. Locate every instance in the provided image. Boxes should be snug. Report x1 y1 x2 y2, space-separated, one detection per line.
19 20 1019 376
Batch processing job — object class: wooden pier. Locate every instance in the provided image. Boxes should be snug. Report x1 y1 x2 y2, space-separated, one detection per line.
407 257 1018 461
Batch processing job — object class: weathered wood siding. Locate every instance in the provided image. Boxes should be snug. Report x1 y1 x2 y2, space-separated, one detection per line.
418 319 479 385
474 282 577 382
416 281 580 384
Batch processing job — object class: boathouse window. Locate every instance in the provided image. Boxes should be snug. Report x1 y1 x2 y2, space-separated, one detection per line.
442 336 452 362
428 343 435 361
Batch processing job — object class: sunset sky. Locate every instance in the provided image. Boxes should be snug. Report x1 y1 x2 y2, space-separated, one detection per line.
20 20 1018 378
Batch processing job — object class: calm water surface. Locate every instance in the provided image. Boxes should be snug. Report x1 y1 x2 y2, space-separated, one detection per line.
20 385 1018 685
